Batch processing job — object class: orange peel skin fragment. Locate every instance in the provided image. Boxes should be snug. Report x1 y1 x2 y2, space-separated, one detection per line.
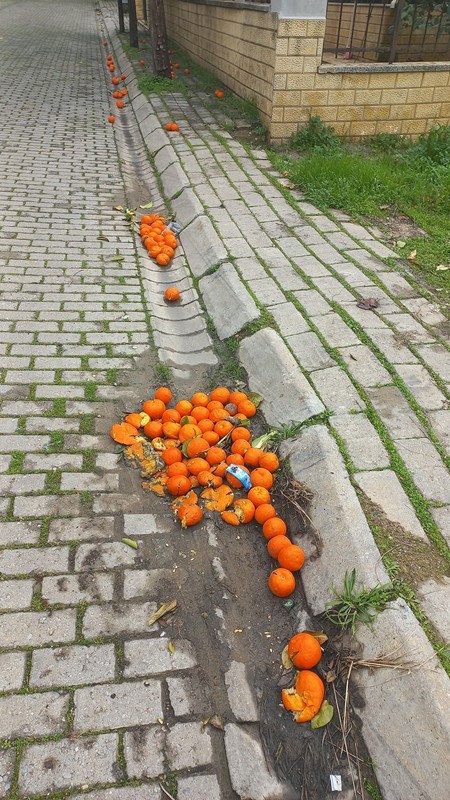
201 484 234 512
110 422 139 445
141 473 168 496
171 489 199 511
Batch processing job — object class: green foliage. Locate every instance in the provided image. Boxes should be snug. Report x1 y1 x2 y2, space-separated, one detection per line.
289 116 342 154
402 1 450 33
408 124 450 166
325 569 395 632
138 74 179 95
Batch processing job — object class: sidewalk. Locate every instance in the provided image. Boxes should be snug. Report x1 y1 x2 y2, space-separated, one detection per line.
0 1 449 799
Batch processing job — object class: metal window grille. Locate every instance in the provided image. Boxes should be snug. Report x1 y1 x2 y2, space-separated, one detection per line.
324 1 450 63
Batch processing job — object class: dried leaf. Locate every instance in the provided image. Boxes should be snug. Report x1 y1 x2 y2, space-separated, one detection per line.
121 537 138 550
356 297 380 311
97 235 109 241
304 630 328 645
281 644 293 670
168 641 175 654
311 700 334 729
111 255 125 262
113 205 124 211
436 265 449 271
395 240 406 248
148 600 177 627
408 249 417 262
247 392 264 409
140 201 154 209
201 714 224 732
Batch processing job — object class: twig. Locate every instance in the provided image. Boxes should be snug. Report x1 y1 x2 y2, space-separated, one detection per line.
159 784 177 800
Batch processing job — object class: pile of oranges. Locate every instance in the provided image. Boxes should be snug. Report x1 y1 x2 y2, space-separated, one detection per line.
103 44 128 124
139 214 179 268
110 385 306 598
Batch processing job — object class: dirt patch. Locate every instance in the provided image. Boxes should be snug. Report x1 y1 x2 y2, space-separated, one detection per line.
361 495 450 590
365 213 428 243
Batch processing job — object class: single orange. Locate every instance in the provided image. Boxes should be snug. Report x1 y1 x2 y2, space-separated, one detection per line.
161 447 182 466
166 475 191 496
230 426 252 443
221 510 240 526
191 392 209 407
162 408 181 424
247 486 271 507
234 498 255 523
185 437 209 458
209 408 229 422
278 544 305 572
186 457 210 476
229 391 247 406
178 423 202 443
268 568 296 597
254 503 277 525
262 517 287 540
287 633 322 669
231 439 251 456
243 447 262 468
154 386 172 404
176 400 193 416
167 462 189 478
143 420 164 439
226 454 244 466
198 418 214 433
209 387 230 404
237 399 256 418
191 406 210 422
162 421 181 439
267 535 291 559
202 431 220 446
258 452 280 473
214 420 233 437
142 398 166 419
250 467 274 490
206 446 227 466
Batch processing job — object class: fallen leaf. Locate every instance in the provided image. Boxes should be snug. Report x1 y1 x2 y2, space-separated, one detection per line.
436 265 449 271
140 201 154 209
148 600 177 627
311 699 334 729
281 644 293 670
304 630 329 645
356 297 380 310
201 714 224 732
97 235 109 241
121 537 138 550
113 205 124 211
168 641 175 654
247 392 264 409
111 255 125 262
408 249 417 262
395 240 406 248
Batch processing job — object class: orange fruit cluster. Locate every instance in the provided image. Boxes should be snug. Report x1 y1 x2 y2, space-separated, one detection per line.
139 214 179 268
109 385 306 598
104 46 128 124
281 631 324 724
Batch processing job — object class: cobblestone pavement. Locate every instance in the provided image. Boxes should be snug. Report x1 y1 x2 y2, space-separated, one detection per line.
1 0 449 798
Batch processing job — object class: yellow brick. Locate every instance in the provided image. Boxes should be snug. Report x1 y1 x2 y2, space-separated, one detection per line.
288 37 317 56
311 105 338 122
283 107 303 123
306 20 326 37
274 56 306 73
380 88 408 104
316 73 347 89
364 105 390 121
422 71 450 87
355 89 381 106
278 19 308 37
303 56 322 73
276 38 288 55
406 87 435 103
395 72 423 89
301 90 329 106
375 121 403 136
341 74 370 89
368 72 396 89
349 121 377 137
389 104 416 120
337 105 364 122
414 103 442 119
273 90 301 107
269 122 298 139
400 119 429 135
273 72 287 90
333 121 351 137
328 89 356 105
272 106 284 123
441 102 450 118
433 86 450 102
286 73 316 90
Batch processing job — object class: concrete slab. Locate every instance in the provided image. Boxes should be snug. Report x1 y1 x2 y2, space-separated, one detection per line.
353 599 450 800
239 328 324 426
172 188 204 228
355 469 428 540
417 577 450 642
199 263 259 339
180 216 228 277
331 414 390 471
224 724 297 800
281 427 389 615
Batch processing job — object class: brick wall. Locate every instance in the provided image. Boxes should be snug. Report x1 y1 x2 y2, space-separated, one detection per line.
163 0 278 128
141 0 450 144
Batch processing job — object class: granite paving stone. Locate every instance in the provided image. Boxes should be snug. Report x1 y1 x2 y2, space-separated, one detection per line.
331 414 390 470
74 681 163 732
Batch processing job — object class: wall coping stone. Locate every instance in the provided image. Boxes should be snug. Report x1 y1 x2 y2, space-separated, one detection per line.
177 0 270 11
319 61 450 74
